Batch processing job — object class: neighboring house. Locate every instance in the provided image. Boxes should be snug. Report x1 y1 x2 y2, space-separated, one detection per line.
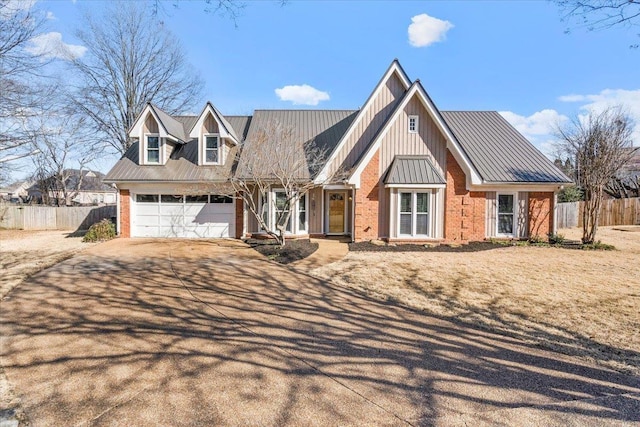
29 170 117 205
104 59 571 241
0 180 33 203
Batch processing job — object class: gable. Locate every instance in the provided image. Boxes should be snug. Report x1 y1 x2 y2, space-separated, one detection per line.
317 61 411 181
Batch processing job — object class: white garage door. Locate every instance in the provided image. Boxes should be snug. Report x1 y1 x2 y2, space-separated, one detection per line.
133 194 235 238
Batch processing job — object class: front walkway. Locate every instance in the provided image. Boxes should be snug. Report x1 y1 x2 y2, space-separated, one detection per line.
288 237 350 271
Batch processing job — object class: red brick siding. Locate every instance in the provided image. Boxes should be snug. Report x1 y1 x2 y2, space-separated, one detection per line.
528 192 554 239
354 150 380 241
444 150 486 242
235 193 244 239
119 189 130 238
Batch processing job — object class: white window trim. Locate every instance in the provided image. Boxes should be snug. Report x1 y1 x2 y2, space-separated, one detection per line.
408 115 419 134
298 193 309 233
203 133 222 165
144 134 161 165
397 190 432 238
261 189 309 235
496 192 518 237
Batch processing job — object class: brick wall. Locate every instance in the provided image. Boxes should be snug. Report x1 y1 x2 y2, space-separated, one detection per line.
528 192 554 239
444 150 486 242
235 193 244 239
119 189 130 238
354 150 380 241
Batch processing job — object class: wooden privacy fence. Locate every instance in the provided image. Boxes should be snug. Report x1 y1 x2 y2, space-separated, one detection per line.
557 197 640 229
0 205 116 231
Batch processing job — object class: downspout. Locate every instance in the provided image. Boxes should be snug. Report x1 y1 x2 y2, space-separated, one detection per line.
351 187 356 242
115 184 120 235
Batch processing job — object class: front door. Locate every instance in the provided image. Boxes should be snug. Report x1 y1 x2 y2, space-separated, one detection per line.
328 192 346 234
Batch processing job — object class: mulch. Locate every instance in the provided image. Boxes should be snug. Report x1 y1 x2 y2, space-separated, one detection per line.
245 238 319 264
349 241 505 253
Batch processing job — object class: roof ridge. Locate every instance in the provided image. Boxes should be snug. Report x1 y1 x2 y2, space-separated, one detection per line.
441 110 499 113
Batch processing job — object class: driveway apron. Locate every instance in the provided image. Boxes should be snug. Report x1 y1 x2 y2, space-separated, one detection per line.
0 239 638 426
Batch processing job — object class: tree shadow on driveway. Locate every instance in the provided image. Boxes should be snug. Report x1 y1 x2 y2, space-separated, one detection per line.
0 239 638 426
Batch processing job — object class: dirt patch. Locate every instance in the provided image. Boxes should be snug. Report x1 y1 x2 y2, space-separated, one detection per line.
312 226 640 376
247 238 319 264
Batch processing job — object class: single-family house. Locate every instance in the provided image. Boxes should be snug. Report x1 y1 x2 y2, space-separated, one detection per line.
29 170 117 206
0 180 33 203
104 59 571 242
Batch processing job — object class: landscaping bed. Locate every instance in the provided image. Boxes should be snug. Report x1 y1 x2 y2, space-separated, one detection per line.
246 238 319 264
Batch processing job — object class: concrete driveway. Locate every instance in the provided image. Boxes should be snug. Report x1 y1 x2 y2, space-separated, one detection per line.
0 239 638 426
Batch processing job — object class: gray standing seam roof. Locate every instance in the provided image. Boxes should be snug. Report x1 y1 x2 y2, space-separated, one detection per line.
236 110 357 180
384 156 445 185
149 104 188 142
104 114 252 183
440 111 572 183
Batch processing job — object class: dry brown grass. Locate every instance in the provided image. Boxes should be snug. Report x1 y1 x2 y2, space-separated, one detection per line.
312 226 640 375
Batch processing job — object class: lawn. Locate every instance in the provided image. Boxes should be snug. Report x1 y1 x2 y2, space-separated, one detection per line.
0 230 93 300
312 226 640 375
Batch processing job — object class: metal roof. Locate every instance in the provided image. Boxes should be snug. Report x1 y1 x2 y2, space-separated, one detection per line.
384 156 445 185
236 110 357 179
104 141 236 182
149 103 188 142
440 111 572 183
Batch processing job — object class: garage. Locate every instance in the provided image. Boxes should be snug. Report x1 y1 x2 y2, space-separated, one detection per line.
132 194 235 238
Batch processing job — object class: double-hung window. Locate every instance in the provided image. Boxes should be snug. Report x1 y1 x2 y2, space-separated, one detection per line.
399 191 430 237
274 190 292 233
497 193 516 236
298 194 307 233
146 135 160 164
204 134 220 164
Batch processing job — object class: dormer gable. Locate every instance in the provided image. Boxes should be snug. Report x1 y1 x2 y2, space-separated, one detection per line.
189 102 240 166
128 103 187 166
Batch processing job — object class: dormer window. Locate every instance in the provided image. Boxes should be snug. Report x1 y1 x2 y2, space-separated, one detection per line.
408 115 418 133
204 134 221 164
145 134 160 164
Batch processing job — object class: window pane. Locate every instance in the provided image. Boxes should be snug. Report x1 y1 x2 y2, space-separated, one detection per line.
400 213 412 234
147 136 159 149
298 194 306 211
147 150 159 163
400 193 411 213
206 148 218 163
498 214 514 234
498 194 514 214
416 213 428 235
210 195 232 203
185 195 208 203
206 136 218 149
416 192 429 213
161 195 183 203
136 194 158 203
275 192 287 210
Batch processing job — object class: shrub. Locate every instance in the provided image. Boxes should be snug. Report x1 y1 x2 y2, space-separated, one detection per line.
83 219 116 242
582 241 616 251
548 233 566 245
528 235 545 244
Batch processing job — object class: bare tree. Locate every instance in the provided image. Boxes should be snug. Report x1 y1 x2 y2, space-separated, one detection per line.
231 121 331 247
30 114 96 206
556 106 635 243
556 0 640 47
68 2 203 155
0 0 51 182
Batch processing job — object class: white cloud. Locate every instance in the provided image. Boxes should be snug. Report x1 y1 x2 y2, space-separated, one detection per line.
46 11 56 20
559 88 640 144
499 109 569 156
26 32 87 60
275 84 330 106
408 13 453 48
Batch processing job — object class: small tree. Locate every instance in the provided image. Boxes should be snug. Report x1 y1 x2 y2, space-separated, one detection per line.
556 106 635 243
231 120 331 247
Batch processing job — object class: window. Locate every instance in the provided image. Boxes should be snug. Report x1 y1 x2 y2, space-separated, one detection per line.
298 194 307 232
185 195 208 203
210 195 232 204
398 191 430 237
136 194 158 203
497 194 515 236
161 195 183 203
146 135 160 164
408 115 418 133
274 191 292 233
204 134 220 164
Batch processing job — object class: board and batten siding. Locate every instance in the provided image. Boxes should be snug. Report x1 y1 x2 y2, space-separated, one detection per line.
308 187 323 234
485 191 529 238
327 72 406 176
376 95 448 237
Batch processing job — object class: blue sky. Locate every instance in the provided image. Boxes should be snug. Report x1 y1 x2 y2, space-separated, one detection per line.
15 0 640 176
